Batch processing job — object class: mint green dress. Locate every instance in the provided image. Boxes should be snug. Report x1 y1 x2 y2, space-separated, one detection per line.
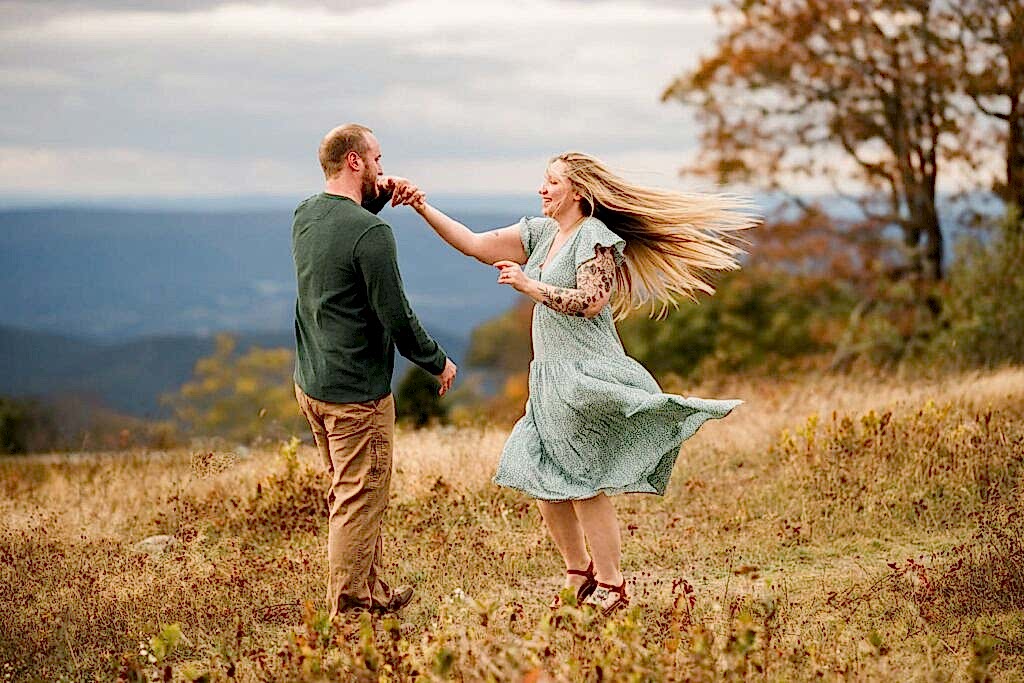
492 216 742 501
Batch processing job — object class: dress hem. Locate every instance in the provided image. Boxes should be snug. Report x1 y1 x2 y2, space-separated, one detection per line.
491 478 665 502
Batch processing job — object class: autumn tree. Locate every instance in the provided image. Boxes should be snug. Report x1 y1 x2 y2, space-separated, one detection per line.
466 299 534 372
951 0 1024 217
164 334 306 443
664 0 965 280
395 366 448 428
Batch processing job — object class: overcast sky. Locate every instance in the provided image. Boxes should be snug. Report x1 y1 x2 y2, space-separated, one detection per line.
0 0 727 198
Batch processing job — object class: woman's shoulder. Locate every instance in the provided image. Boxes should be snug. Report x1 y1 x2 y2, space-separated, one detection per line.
580 215 619 236
518 216 556 256
575 216 626 266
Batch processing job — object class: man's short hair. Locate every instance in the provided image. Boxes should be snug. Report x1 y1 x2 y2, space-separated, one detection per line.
319 124 373 179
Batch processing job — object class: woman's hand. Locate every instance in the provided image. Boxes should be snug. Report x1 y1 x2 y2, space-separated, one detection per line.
494 260 530 293
376 176 426 209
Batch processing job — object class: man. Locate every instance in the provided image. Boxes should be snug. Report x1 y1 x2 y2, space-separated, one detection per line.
292 123 457 618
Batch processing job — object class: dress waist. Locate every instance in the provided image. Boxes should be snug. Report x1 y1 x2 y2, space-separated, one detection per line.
529 355 631 370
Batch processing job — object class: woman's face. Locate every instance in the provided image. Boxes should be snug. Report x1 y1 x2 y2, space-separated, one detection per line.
539 160 579 218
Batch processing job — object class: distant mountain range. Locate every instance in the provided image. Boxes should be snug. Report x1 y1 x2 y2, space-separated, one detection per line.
0 324 468 418
0 192 994 419
0 198 533 416
0 200 532 340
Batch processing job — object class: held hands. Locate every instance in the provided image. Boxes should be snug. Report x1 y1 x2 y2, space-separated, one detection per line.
378 176 427 210
494 261 529 293
435 358 457 396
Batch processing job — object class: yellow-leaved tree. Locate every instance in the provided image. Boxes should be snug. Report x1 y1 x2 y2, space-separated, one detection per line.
164 334 306 444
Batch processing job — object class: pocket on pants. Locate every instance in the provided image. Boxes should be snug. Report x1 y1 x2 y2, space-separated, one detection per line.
368 430 390 483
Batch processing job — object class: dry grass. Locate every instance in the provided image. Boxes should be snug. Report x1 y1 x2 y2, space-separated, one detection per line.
1 367 1023 681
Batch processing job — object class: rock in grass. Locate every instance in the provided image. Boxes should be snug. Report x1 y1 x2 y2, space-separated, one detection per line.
133 535 179 557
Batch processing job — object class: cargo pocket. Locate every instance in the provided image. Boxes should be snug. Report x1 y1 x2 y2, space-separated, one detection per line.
367 430 390 483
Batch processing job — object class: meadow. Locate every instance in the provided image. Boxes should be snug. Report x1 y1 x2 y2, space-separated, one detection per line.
2 366 1023 682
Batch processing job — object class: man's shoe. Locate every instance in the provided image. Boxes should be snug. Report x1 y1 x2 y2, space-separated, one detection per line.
371 585 415 614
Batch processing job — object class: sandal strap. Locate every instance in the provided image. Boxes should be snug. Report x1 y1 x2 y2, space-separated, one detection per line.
566 560 595 578
596 580 627 596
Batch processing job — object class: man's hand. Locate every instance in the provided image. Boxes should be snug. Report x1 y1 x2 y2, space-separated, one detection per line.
435 358 457 396
378 176 424 208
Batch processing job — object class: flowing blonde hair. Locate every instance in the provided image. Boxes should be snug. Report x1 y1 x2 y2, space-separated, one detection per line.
551 152 759 319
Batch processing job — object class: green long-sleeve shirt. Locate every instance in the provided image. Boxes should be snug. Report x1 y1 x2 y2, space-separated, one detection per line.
292 192 447 404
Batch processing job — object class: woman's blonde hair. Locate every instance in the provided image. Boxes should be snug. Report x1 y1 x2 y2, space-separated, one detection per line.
550 151 759 319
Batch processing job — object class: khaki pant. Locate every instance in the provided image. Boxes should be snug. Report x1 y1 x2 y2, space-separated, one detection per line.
294 384 395 617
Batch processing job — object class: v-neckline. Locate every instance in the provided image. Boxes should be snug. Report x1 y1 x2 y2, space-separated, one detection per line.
539 219 585 272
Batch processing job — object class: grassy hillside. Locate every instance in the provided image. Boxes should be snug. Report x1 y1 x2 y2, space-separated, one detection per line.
1 367 1023 681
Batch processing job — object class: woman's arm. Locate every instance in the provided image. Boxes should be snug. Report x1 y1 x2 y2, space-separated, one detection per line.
494 247 616 318
415 202 527 265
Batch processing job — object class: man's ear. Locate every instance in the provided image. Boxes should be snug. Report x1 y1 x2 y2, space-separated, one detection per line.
347 150 362 171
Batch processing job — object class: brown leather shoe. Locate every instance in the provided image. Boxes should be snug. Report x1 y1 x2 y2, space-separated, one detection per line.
371 585 415 614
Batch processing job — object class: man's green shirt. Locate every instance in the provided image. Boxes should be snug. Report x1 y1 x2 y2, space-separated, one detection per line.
292 192 447 404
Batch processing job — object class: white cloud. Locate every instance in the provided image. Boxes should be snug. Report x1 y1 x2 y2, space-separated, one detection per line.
1 1 712 44
0 66 80 87
0 145 316 195
0 0 719 196
0 143 710 197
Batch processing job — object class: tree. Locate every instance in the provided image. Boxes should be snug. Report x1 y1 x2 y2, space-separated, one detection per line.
664 0 965 280
163 334 306 443
395 366 448 428
951 0 1024 217
0 397 50 455
465 300 534 372
618 264 853 378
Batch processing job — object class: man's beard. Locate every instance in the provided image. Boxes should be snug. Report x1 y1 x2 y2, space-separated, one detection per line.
360 164 379 201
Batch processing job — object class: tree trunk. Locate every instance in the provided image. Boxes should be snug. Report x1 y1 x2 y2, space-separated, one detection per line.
904 189 944 280
922 201 944 280
1007 95 1024 217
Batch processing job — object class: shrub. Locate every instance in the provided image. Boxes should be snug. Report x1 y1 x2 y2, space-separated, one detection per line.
774 399 1024 533
934 206 1024 367
0 396 49 455
396 366 448 428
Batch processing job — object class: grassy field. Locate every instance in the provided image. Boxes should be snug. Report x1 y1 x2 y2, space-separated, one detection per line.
2 367 1023 682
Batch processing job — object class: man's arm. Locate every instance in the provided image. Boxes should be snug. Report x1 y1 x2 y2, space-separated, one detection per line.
353 223 449 376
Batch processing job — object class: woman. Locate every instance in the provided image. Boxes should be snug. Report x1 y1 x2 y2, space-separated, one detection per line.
411 152 757 614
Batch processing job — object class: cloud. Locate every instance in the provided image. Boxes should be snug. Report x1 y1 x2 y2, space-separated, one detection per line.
0 143 707 197
0 0 718 195
0 145 315 196
1 1 712 44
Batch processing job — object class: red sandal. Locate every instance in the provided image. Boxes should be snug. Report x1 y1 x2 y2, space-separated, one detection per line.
549 560 598 609
582 579 629 615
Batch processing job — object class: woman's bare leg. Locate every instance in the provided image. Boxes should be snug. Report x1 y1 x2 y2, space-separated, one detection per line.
572 493 624 586
536 500 592 590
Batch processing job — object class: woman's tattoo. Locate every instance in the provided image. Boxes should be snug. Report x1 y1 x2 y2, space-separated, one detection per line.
539 246 616 316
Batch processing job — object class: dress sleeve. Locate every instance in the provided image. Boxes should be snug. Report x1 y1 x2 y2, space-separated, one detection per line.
518 216 550 259
574 218 626 270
